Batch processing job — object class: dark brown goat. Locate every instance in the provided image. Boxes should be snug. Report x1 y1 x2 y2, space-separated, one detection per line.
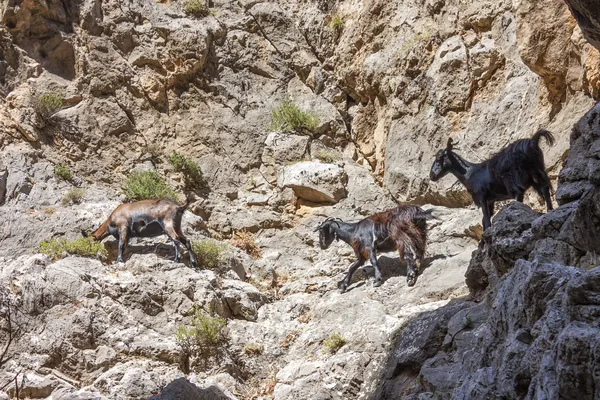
87 199 197 266
315 205 431 291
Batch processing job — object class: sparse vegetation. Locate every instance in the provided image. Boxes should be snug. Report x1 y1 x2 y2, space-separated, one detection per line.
183 0 209 17
122 170 179 201
35 90 64 119
192 239 228 269
243 343 264 355
328 14 343 31
231 230 262 259
314 149 341 163
43 208 57 215
175 308 227 358
323 332 347 354
54 163 72 181
168 151 206 191
396 29 433 58
462 315 473 330
61 188 85 206
39 237 107 260
270 100 319 134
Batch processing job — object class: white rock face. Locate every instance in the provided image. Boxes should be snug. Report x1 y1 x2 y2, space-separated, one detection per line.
278 161 348 203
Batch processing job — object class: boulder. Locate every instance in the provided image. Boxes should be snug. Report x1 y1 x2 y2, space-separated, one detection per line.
149 378 233 400
278 161 347 203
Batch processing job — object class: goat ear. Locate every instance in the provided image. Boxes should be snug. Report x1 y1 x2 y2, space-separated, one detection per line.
446 138 454 150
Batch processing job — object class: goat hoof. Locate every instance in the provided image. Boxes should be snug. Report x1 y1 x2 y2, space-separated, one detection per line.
407 277 416 287
373 279 382 288
337 280 347 292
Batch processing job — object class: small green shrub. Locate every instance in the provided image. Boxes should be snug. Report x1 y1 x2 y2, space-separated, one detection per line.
175 308 227 356
328 14 343 30
323 332 347 354
243 343 264 355
192 239 228 269
54 163 72 181
36 91 64 119
462 315 473 330
270 100 319 134
313 150 341 163
61 188 85 206
168 152 206 191
122 170 179 201
183 0 209 17
39 237 107 260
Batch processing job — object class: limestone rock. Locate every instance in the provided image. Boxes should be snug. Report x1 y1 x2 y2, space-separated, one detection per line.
148 378 234 400
564 0 600 50
278 161 348 203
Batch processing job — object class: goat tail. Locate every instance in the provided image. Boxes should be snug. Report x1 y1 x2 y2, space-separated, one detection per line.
531 129 555 147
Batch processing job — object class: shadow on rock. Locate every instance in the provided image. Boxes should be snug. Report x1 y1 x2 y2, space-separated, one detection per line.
352 254 446 288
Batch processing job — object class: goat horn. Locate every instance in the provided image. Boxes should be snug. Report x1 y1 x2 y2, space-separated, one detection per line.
314 217 338 231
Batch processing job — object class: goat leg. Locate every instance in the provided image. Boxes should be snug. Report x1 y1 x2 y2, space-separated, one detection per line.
175 225 198 268
115 228 128 264
405 245 418 287
368 250 383 287
338 259 364 292
184 239 198 267
162 223 183 263
540 185 553 211
481 199 492 231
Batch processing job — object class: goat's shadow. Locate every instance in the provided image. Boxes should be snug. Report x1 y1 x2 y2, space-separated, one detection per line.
344 254 448 292
104 239 194 266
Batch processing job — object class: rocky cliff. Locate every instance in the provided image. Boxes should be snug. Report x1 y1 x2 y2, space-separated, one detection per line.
0 0 599 399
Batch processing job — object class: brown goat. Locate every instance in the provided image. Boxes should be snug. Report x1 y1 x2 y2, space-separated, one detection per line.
87 199 197 266
315 205 431 291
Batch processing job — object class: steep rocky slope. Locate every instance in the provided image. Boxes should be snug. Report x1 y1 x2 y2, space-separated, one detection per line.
0 147 482 398
374 103 600 400
1 0 600 399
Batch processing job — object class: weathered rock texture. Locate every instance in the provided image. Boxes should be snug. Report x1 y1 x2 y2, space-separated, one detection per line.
0 0 598 207
373 102 600 400
1 0 600 398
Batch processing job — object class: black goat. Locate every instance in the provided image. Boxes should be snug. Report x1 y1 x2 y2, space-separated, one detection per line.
315 205 431 291
429 129 555 230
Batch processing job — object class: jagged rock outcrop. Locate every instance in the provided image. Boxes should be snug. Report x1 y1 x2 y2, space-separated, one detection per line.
564 0 600 50
374 102 600 400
